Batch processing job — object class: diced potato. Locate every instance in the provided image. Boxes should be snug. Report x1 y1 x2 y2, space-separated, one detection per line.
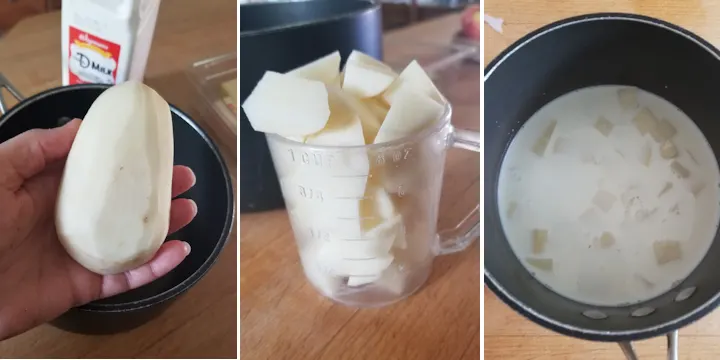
658 182 673 197
594 116 614 137
691 182 706 197
598 231 615 249
242 71 330 137
363 97 390 120
327 85 381 143
553 137 572 154
373 264 405 295
373 86 444 144
633 108 658 135
305 86 365 146
640 142 652 167
532 120 557 157
286 51 341 84
526 258 553 272
507 201 518 219
382 60 444 106
650 119 677 143
660 140 678 159
618 87 639 110
653 240 682 265
532 229 548 254
593 190 617 213
670 161 690 179
343 60 397 98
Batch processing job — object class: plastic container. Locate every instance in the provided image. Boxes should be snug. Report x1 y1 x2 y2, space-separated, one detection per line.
186 52 238 142
61 0 161 85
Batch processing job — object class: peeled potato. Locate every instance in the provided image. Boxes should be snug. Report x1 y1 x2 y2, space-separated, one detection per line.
532 120 557 156
56 81 174 275
286 51 341 84
594 116 613 137
373 85 444 144
242 71 330 137
653 240 682 265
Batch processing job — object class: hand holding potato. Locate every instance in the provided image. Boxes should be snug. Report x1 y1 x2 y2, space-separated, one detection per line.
0 120 196 341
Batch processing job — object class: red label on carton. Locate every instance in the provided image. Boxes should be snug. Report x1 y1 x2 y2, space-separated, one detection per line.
67 26 122 85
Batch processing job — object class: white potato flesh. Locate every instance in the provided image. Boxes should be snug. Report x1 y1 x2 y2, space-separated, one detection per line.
507 201 518 219
373 86 444 144
532 120 557 156
305 85 365 146
658 182 673 197
286 51 341 84
660 140 679 159
382 60 444 106
327 85 381 143
56 81 173 275
373 264 405 294
618 87 639 110
316 245 394 277
650 119 677 143
671 161 690 179
532 229 548 254
633 108 658 135
598 231 616 249
640 142 652 167
347 50 395 73
526 258 553 272
301 244 343 296
653 240 682 265
593 190 617 213
594 116 614 137
691 182 706 197
342 60 397 98
363 97 390 120
241 71 330 137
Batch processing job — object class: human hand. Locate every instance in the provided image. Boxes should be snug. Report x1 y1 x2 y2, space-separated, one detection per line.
0 119 197 341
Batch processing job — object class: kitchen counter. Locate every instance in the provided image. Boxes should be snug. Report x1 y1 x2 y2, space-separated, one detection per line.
240 14 480 360
485 1 720 359
0 0 237 358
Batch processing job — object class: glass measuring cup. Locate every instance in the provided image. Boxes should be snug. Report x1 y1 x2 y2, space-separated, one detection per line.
266 105 480 307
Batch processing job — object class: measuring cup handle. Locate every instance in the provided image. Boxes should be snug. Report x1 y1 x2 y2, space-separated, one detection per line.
435 126 481 256
618 331 678 360
0 73 25 115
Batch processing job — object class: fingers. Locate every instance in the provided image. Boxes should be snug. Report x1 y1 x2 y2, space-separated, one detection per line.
171 165 196 197
99 240 191 299
0 119 81 191
169 198 197 234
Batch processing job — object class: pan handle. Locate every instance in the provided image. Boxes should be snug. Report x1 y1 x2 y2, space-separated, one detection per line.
618 331 678 360
0 73 25 115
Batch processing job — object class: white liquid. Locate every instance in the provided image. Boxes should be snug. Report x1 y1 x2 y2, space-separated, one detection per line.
498 85 720 306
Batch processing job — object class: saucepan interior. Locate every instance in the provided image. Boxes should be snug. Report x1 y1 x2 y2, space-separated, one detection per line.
484 13 720 341
0 84 234 333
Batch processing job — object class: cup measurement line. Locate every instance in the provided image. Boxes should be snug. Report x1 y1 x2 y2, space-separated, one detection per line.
342 257 379 261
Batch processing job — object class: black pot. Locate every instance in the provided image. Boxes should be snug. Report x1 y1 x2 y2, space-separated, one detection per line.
0 77 235 334
239 0 382 213
485 13 720 358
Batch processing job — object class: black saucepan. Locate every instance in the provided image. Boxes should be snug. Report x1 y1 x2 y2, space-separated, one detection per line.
485 13 720 359
239 0 382 213
0 77 235 335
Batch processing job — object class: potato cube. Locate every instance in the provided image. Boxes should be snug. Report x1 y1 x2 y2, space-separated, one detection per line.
507 201 518 219
670 161 690 179
633 108 658 135
598 231 616 249
658 182 673 197
650 119 677 143
594 116 614 137
691 182 706 197
593 190 617 212
640 142 652 167
532 120 557 157
653 240 682 265
660 140 678 159
618 87 639 110
532 229 548 254
526 258 553 272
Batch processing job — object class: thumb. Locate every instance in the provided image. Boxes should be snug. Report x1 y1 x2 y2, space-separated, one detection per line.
0 119 81 190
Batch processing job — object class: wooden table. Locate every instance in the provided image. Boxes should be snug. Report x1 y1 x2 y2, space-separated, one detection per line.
484 1 720 358
240 14 480 360
0 0 238 358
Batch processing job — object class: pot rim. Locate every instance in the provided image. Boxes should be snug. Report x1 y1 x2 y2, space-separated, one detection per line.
239 0 379 38
0 83 236 313
483 12 720 341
